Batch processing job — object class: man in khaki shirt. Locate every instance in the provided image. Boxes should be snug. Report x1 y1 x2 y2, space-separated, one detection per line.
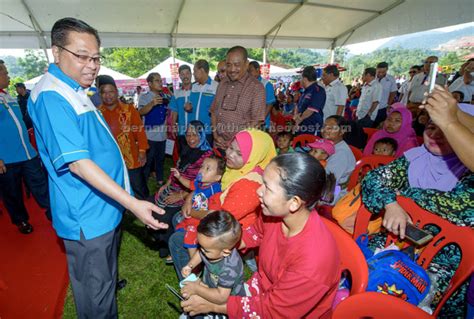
210 46 266 150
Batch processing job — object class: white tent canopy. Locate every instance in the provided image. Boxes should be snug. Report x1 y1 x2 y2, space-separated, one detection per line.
24 66 133 89
138 57 194 82
0 0 472 50
98 65 134 80
248 58 298 77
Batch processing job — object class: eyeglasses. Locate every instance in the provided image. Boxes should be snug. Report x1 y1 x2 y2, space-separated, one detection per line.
409 71 416 74
57 46 103 65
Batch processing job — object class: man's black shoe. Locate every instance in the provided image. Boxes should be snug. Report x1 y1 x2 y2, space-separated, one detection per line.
117 279 127 291
18 221 33 234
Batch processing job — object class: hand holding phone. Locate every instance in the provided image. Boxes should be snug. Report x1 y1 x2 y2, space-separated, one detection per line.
166 283 185 301
427 62 438 94
404 224 433 246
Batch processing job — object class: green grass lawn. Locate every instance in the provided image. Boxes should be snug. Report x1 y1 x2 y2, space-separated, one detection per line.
62 157 251 318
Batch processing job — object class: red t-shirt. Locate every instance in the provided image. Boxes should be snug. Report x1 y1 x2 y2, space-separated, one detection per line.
208 178 261 229
227 212 340 318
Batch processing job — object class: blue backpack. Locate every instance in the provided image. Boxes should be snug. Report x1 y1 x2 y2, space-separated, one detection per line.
366 249 431 306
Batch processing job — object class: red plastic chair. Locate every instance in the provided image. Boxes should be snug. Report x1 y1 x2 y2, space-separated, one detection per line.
417 135 424 146
332 291 433 319
352 196 474 318
348 145 363 161
347 155 395 191
363 127 379 141
291 134 318 149
321 218 368 295
28 128 38 151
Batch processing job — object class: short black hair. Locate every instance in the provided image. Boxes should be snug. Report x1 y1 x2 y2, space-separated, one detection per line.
411 65 422 71
249 61 260 70
277 131 293 140
323 65 339 77
302 66 317 82
452 90 465 101
197 210 241 249
96 75 116 89
51 17 100 47
227 46 248 61
178 64 191 74
15 82 26 89
377 62 388 69
0 59 4 64
374 137 398 152
146 72 160 84
207 154 226 176
271 152 326 209
363 67 376 77
325 115 350 137
326 115 348 128
194 59 210 74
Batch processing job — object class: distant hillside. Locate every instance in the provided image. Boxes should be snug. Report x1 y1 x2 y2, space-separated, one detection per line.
378 26 474 51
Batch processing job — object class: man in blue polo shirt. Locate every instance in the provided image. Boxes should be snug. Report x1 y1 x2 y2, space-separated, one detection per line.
171 59 218 149
170 64 193 149
294 66 326 135
27 18 166 318
0 60 50 234
248 61 276 131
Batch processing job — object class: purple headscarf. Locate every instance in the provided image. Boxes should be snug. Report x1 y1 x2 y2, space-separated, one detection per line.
363 103 418 157
404 144 468 192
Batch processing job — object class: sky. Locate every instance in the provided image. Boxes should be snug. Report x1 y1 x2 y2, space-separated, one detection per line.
345 21 474 54
1 22 472 58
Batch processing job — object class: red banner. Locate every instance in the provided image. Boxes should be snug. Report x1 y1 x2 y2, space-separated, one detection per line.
170 63 180 90
261 63 270 80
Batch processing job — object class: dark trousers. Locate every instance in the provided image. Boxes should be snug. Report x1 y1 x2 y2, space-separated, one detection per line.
143 140 166 183
63 227 121 319
373 107 388 128
149 205 181 258
128 167 149 200
0 157 50 225
357 116 374 129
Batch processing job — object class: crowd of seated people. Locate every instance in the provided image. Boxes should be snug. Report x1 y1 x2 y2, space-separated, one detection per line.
2 43 473 319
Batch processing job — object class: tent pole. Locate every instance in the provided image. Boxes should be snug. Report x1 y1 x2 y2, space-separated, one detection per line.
20 0 50 63
329 42 335 64
263 47 268 64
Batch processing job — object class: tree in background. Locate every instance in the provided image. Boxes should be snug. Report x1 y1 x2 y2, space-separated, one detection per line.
342 48 437 82
17 50 48 80
0 56 24 78
101 47 328 77
6 76 26 97
102 48 171 78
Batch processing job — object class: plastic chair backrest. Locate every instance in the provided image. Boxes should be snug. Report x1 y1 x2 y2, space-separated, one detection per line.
291 134 318 149
321 217 368 295
353 196 474 317
332 291 433 319
28 128 38 151
417 135 424 146
347 155 395 191
348 145 363 161
172 139 179 165
363 127 379 140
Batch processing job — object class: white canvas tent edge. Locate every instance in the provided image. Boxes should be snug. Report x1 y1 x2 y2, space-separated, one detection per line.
0 0 472 50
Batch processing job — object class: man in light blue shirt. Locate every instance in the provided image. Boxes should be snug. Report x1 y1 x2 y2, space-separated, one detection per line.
0 60 50 234
27 18 166 318
171 60 217 149
170 65 193 148
248 61 276 130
